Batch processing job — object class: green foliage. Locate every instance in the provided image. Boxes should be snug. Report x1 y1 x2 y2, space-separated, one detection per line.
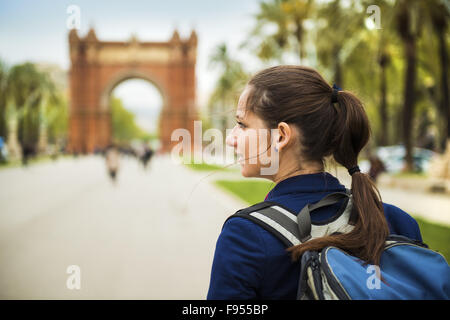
214 179 274 204
185 162 239 172
208 44 249 108
0 61 67 150
244 0 314 63
208 43 250 133
110 96 150 142
46 93 68 143
7 63 45 147
415 217 450 262
186 162 226 171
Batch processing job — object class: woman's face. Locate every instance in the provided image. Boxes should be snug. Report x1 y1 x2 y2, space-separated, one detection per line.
226 86 278 178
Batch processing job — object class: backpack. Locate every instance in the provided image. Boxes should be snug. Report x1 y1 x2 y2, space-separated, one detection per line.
225 191 450 300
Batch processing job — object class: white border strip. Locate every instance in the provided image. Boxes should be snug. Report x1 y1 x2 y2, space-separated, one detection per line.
271 205 298 223
250 212 300 246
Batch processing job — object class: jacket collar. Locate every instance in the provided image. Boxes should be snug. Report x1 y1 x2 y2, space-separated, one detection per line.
265 172 346 200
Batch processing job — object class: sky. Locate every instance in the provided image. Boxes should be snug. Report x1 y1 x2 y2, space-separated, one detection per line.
0 0 264 132
113 80 162 132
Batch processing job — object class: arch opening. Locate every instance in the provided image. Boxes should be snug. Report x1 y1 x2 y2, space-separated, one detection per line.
108 78 163 152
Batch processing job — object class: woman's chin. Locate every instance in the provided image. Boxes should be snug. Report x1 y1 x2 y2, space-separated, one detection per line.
240 164 257 178
241 169 250 177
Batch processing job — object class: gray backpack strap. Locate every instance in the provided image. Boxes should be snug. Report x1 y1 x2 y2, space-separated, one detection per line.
227 201 302 247
297 191 352 242
225 190 353 248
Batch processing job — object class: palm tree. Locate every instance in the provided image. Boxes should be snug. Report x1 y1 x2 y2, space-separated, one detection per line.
4 90 40 161
245 0 289 62
395 0 423 171
279 0 313 62
314 0 365 87
0 61 8 140
5 63 59 157
208 44 249 135
244 0 313 64
377 48 391 146
428 0 449 150
367 0 397 146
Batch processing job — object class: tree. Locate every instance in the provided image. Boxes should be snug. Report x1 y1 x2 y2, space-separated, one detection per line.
35 71 63 153
110 96 149 143
46 92 68 145
359 0 400 146
395 0 423 171
428 0 450 149
282 0 314 62
314 0 365 87
6 63 50 151
244 0 313 64
0 61 7 139
0 62 67 159
208 44 249 135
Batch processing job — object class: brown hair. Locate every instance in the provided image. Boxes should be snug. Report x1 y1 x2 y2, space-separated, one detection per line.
245 65 389 266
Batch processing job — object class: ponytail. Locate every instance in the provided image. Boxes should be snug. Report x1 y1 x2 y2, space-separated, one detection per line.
288 90 390 267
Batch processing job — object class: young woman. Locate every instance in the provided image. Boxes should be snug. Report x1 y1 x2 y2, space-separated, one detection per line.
207 65 422 300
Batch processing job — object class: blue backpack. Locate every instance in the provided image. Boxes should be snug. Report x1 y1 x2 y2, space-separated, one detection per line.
228 191 450 299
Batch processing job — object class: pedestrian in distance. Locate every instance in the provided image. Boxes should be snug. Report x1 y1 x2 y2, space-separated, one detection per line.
105 143 120 184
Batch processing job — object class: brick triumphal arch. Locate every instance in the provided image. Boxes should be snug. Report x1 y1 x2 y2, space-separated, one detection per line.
67 28 198 153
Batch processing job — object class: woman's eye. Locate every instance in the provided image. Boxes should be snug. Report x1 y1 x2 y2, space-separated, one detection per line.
237 121 246 129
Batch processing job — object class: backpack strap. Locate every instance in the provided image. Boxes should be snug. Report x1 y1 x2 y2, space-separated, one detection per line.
224 190 353 248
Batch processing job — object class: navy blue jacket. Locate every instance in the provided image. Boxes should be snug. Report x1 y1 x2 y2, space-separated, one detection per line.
207 173 422 300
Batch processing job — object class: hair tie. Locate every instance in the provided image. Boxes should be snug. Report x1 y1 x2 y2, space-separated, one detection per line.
348 166 361 176
331 83 342 103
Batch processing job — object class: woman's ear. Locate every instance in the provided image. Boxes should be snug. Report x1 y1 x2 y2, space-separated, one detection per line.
276 122 292 152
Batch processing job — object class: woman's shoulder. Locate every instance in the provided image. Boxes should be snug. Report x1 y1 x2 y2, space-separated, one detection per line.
222 214 288 255
382 202 422 241
220 216 267 249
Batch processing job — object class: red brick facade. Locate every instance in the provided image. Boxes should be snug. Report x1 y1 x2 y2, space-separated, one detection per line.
67 28 198 153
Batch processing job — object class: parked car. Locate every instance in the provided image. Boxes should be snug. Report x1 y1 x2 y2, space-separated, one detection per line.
375 145 437 173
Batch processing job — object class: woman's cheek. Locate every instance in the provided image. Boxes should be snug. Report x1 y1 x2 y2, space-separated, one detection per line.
236 134 248 160
245 135 264 177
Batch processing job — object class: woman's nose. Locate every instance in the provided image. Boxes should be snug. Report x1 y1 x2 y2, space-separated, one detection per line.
226 127 238 148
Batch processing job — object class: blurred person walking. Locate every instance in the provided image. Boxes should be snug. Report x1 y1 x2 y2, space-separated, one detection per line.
369 155 386 183
105 144 120 183
22 143 34 166
140 144 154 170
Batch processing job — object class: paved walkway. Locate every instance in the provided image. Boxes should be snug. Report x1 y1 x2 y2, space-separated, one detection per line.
0 155 245 299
